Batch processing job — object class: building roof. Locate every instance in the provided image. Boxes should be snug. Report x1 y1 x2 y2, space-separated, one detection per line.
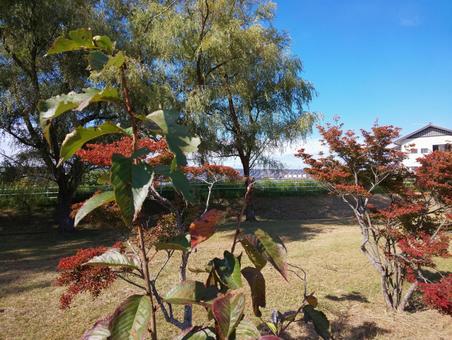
394 123 452 145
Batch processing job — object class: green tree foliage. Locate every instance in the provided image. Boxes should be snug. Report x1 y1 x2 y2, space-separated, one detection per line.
133 0 317 174
0 0 130 230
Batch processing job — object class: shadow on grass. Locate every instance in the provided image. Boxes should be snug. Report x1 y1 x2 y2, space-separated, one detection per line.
218 218 353 243
325 291 370 303
0 227 123 297
275 317 390 340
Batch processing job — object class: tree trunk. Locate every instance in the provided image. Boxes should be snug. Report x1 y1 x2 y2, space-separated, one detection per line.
179 252 192 329
243 164 257 222
55 181 75 232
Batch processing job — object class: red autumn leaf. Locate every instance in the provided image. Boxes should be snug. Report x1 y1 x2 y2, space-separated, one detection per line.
189 209 225 248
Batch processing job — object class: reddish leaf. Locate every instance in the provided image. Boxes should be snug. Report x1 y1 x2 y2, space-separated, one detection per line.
212 291 245 340
189 209 225 247
255 229 288 280
241 266 266 317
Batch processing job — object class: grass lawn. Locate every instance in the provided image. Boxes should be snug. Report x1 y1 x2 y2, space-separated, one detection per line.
0 211 451 339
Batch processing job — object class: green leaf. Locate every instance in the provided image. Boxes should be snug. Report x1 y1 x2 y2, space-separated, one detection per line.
240 234 267 270
90 51 125 74
109 295 152 340
241 266 266 317
235 319 261 340
152 161 193 202
111 156 154 226
169 163 193 201
211 251 242 290
82 318 111 340
144 110 200 166
85 249 140 270
303 305 330 340
39 87 120 142
105 51 126 69
59 122 128 164
88 51 109 71
176 327 216 340
164 280 218 305
265 322 277 335
46 28 96 55
93 35 114 54
212 291 245 340
74 191 115 226
254 229 288 280
155 234 190 252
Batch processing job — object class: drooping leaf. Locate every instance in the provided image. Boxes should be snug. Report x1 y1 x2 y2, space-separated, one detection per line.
89 51 126 74
168 161 193 202
176 326 216 340
189 209 225 248
303 305 330 340
254 229 288 280
59 122 129 164
109 295 152 339
144 109 200 166
46 28 96 55
241 266 266 317
164 280 218 305
74 191 115 226
152 161 193 201
212 291 245 340
111 155 154 225
39 87 120 142
82 318 111 340
235 319 261 340
85 249 140 270
155 234 190 252
88 51 109 71
240 234 267 270
211 251 242 290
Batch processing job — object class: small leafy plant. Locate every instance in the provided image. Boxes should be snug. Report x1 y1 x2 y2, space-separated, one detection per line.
46 29 330 339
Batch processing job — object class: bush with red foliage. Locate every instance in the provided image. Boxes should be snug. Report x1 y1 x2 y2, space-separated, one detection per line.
297 122 451 312
184 163 241 181
416 151 452 205
76 136 173 167
418 274 452 315
56 243 122 309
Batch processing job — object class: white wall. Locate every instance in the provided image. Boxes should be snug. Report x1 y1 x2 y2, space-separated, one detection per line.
399 135 452 168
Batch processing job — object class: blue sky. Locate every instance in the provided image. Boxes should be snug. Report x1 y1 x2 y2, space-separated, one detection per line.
225 0 452 168
274 0 452 132
2 1 451 167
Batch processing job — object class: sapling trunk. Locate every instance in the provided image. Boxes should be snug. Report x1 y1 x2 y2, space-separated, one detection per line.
121 65 158 340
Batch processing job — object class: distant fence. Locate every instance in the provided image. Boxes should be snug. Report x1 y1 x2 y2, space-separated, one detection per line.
0 179 327 205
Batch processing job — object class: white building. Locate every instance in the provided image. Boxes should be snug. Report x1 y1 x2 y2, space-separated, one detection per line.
394 123 452 169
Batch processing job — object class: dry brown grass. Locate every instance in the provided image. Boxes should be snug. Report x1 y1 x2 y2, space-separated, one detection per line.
0 213 451 339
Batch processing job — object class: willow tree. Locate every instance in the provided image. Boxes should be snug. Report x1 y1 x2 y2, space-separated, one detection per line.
134 0 316 220
0 0 131 230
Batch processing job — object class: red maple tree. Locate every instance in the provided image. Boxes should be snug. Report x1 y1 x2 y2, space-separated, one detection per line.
297 122 451 313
